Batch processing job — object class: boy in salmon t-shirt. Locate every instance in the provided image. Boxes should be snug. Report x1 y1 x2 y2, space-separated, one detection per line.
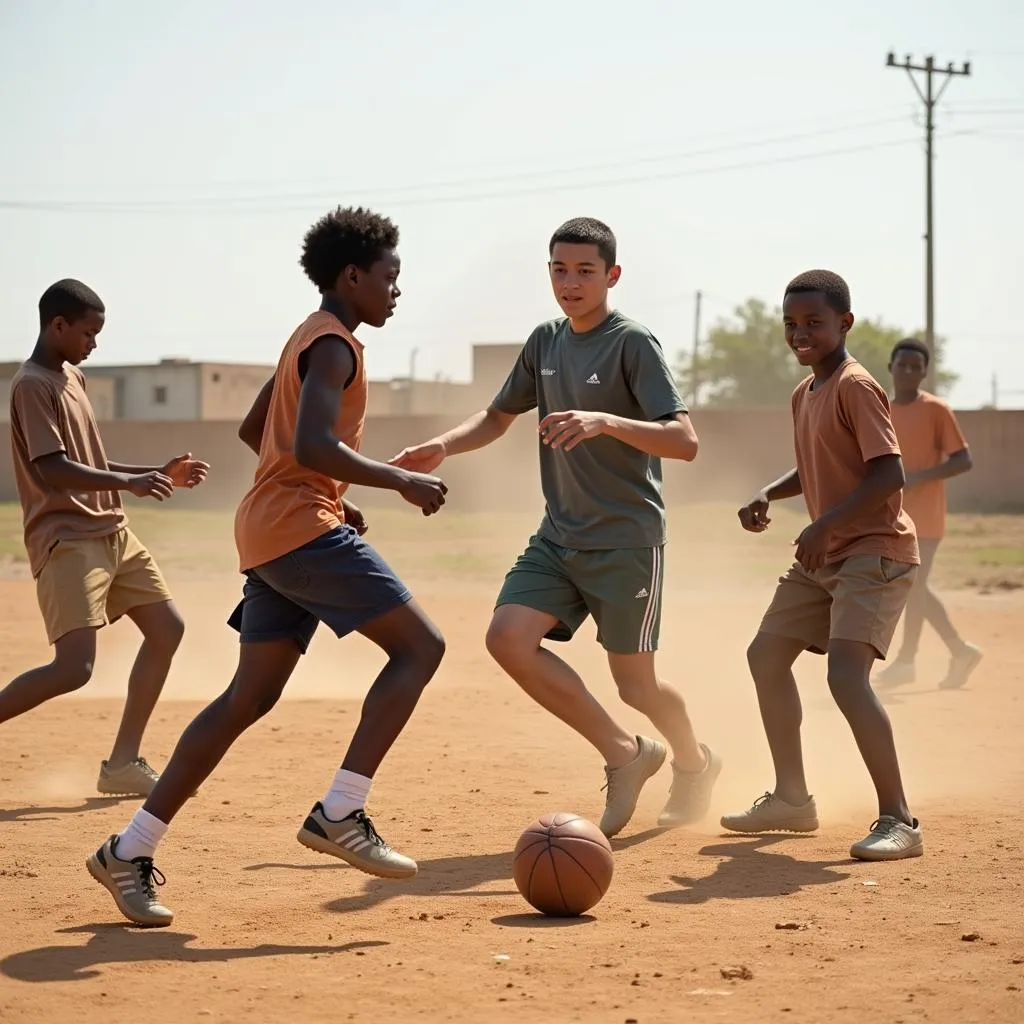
724 270 924 862
88 207 449 927
874 339 981 690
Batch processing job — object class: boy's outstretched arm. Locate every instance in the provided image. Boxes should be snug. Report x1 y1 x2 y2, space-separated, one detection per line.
107 454 209 489
293 336 448 515
239 376 275 455
537 410 697 461
389 405 518 473
738 468 803 533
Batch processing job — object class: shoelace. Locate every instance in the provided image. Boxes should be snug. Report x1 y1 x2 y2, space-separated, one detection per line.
132 857 167 900
750 791 774 812
354 811 388 850
133 758 159 781
867 818 905 842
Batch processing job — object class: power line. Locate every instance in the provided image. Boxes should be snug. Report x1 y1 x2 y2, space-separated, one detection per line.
0 132 977 217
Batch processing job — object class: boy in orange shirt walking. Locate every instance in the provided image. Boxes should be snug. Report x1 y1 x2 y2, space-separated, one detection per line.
875 339 981 689
87 207 449 927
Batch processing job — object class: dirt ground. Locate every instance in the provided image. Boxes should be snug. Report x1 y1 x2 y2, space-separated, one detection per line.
0 507 1022 1023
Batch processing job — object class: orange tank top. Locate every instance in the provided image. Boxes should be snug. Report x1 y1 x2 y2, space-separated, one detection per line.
234 310 367 571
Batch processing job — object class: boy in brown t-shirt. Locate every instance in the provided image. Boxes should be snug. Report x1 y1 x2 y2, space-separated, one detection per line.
723 270 924 862
2 279 208 796
875 339 981 690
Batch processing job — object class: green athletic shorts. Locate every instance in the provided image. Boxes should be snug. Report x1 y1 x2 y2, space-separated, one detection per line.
495 533 664 654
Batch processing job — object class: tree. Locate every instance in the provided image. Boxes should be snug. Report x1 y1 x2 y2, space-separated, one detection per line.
678 299 957 406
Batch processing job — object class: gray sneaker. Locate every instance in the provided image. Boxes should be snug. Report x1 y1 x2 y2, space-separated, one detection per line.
297 804 417 879
874 660 916 688
86 835 174 927
938 644 983 690
97 757 160 797
657 744 722 828
850 816 924 861
599 735 667 838
721 791 820 834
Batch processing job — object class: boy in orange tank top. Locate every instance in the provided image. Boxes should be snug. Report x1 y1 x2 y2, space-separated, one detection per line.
88 207 449 927
874 339 981 690
724 271 924 862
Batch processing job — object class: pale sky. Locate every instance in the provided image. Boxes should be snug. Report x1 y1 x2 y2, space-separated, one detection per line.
1 0 1021 407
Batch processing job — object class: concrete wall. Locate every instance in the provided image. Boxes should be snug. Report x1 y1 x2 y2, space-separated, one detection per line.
0 408 1020 514
367 379 477 417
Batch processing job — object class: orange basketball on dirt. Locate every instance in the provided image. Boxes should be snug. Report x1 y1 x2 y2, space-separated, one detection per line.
513 812 614 917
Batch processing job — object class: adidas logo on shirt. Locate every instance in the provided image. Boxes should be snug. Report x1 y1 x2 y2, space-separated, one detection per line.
586 373 600 384
634 587 649 599
541 368 557 376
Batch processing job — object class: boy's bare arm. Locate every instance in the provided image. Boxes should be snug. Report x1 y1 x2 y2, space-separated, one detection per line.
905 448 972 488
537 410 698 461
389 406 518 474
738 468 802 533
239 377 275 455
35 453 174 501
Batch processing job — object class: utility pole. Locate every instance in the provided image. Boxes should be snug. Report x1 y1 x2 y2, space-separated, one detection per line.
886 52 971 393
690 289 702 407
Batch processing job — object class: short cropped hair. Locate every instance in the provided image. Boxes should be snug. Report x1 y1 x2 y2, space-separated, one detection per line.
890 338 930 366
784 269 851 315
300 206 400 291
38 279 105 328
549 217 617 268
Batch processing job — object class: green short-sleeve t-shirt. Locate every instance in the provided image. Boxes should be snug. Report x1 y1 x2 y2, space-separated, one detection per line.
493 310 688 550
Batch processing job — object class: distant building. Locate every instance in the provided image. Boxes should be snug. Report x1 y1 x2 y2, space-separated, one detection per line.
76 359 274 421
0 342 526 424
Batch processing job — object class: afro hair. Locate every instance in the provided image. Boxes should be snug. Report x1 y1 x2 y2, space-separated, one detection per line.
300 206 399 292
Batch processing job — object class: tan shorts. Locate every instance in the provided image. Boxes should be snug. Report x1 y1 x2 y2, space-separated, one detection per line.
36 528 172 645
758 555 918 659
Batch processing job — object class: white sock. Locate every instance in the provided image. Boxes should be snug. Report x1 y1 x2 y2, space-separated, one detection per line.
116 808 168 862
321 769 372 822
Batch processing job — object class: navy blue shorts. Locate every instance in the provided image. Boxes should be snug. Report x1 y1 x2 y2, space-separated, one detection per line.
228 526 412 654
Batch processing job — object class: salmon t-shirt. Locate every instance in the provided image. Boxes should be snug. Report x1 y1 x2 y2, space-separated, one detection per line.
889 393 967 540
9 361 125 578
792 359 919 566
234 311 367 572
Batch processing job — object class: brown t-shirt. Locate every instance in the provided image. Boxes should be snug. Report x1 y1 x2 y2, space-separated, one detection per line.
234 311 367 572
792 359 919 565
889 392 968 540
9 361 125 577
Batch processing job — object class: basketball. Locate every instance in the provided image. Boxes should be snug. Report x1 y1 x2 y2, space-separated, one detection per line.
513 812 615 916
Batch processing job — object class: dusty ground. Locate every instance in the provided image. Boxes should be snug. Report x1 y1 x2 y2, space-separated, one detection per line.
0 505 1022 1023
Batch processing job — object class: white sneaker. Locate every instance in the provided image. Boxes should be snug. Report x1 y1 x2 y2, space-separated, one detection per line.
850 816 924 861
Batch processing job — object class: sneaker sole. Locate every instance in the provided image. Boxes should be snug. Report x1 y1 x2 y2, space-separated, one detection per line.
85 853 174 928
850 839 925 861
657 754 724 828
601 743 668 839
296 827 418 880
720 817 820 835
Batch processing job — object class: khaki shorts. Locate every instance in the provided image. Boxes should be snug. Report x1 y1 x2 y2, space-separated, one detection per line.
758 554 918 659
36 528 172 645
